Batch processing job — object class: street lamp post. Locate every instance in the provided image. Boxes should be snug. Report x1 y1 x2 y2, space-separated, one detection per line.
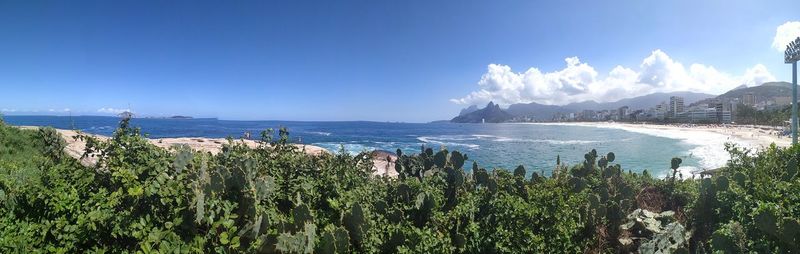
785 37 800 145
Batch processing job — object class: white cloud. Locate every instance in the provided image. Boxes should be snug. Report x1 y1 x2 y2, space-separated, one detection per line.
0 108 17 112
451 49 776 106
97 108 131 114
772 21 800 52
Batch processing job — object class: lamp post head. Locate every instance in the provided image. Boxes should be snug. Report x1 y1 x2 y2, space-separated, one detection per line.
787 37 800 64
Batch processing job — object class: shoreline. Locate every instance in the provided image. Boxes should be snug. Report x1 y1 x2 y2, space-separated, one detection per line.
518 122 791 177
17 126 399 178
521 122 791 148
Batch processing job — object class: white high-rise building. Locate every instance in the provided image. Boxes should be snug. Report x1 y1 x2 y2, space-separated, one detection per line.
668 96 684 118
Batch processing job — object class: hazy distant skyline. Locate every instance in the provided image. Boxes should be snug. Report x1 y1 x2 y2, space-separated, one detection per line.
1 1 799 122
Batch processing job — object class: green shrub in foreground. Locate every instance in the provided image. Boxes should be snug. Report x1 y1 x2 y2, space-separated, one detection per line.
0 119 798 253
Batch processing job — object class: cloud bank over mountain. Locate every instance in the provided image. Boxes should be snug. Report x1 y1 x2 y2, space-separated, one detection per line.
772 21 800 52
451 49 775 106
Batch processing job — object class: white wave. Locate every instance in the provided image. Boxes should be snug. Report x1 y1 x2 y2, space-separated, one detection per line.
421 134 603 146
528 122 754 173
537 139 601 145
493 137 601 144
313 143 377 155
87 126 113 130
307 131 331 136
485 134 604 144
416 136 480 149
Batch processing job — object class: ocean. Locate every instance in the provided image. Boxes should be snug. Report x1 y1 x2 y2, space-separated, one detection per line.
2 115 714 177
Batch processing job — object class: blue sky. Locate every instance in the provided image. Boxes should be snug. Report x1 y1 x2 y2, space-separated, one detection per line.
0 0 798 122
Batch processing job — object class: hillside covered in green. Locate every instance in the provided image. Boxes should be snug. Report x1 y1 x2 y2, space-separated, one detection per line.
717 82 795 101
0 117 799 253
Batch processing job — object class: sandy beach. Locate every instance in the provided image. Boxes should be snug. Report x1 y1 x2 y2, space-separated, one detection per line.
539 122 792 149
527 122 793 177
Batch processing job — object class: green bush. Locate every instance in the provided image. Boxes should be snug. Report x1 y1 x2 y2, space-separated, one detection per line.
0 120 798 253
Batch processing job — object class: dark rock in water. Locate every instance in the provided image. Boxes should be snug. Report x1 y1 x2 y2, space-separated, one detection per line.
451 101 514 123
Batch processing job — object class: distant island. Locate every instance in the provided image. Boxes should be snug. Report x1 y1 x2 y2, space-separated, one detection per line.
143 115 195 119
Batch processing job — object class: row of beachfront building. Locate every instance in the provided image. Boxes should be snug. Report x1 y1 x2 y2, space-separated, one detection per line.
549 93 793 124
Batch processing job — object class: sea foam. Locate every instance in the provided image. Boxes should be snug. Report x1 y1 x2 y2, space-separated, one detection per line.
532 122 756 177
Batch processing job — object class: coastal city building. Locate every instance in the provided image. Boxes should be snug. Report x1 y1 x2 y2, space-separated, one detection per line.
668 96 685 118
742 93 757 106
618 106 630 120
774 96 792 106
654 101 668 120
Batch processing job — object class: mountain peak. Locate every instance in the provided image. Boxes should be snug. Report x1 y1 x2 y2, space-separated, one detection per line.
451 101 513 123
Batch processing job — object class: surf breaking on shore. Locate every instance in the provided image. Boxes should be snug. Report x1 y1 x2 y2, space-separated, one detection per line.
525 122 791 178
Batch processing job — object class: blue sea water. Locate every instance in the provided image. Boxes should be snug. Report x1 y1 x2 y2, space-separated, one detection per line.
2 115 705 176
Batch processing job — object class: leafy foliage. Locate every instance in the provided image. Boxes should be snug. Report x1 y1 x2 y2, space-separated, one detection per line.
735 103 797 126
0 119 798 253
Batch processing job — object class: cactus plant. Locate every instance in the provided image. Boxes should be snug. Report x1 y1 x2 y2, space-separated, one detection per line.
733 172 746 187
397 183 412 203
445 167 465 209
701 178 715 193
334 227 350 252
450 151 466 169
318 230 336 254
598 157 608 169
386 228 405 252
173 146 193 174
374 200 387 215
602 166 615 179
434 150 448 168
568 177 586 193
414 193 435 227
343 203 368 248
293 204 313 231
446 167 464 187
711 224 744 253
785 157 798 181
395 159 404 176
475 168 490 186
276 222 316 254
514 165 526 178
386 208 403 223
424 147 433 156
531 172 540 183
488 178 498 194
637 222 690 253
716 175 729 191
755 210 778 236
587 194 601 218
453 233 466 249
671 157 682 170
620 209 691 253
779 218 800 246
